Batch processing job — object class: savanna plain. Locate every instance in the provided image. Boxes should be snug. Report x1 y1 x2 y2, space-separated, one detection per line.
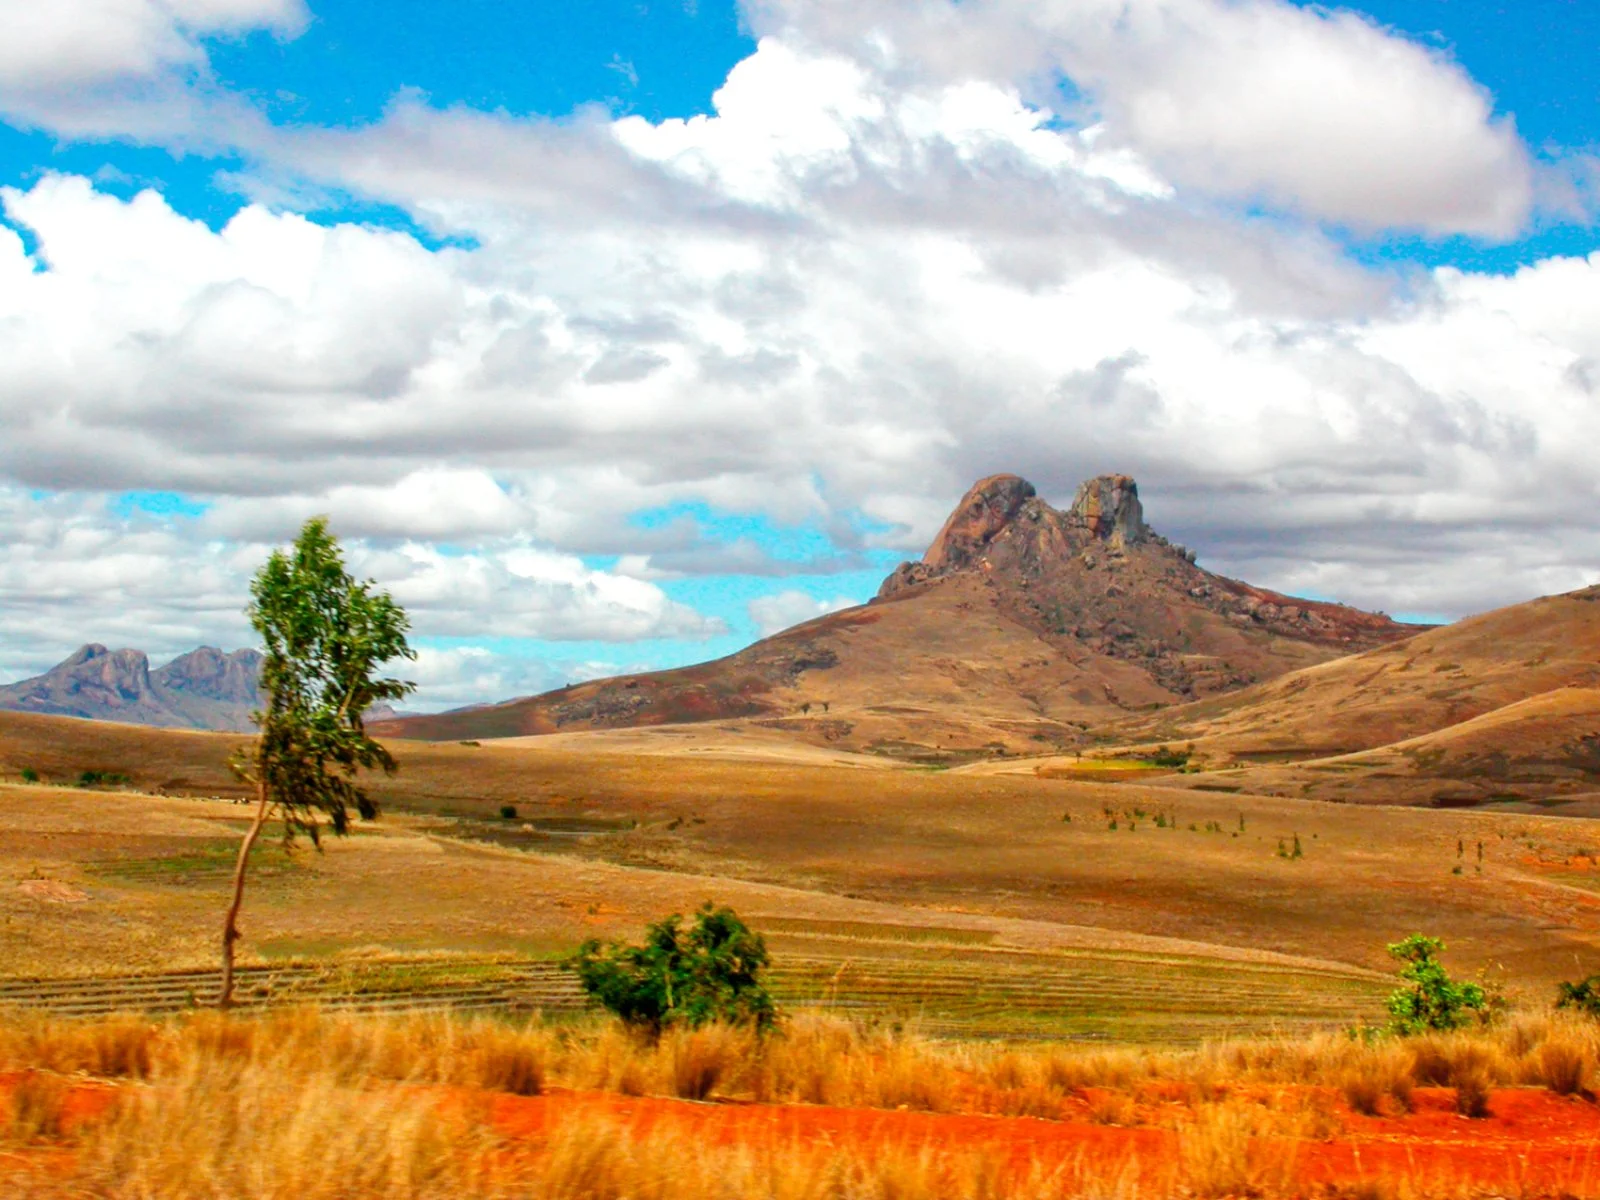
6 710 1600 1197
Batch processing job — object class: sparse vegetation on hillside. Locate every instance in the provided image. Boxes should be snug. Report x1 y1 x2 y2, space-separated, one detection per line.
1557 974 1600 1017
76 769 131 789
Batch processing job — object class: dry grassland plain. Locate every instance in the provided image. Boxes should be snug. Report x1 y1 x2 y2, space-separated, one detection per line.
11 709 1600 1196
6 709 1600 1025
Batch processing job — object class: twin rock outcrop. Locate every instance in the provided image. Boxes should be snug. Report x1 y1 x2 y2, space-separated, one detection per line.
0 644 265 731
878 474 1179 598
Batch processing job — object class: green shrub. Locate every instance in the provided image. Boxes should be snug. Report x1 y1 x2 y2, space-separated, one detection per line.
20 767 39 784
568 903 775 1037
76 770 131 789
500 804 518 820
1385 934 1488 1036
1556 974 1600 1016
1148 745 1190 768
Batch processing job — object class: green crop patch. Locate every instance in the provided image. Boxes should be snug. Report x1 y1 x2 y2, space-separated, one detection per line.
753 917 997 945
84 840 305 886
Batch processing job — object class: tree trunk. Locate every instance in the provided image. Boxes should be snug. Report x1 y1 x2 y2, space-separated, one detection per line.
220 779 271 1009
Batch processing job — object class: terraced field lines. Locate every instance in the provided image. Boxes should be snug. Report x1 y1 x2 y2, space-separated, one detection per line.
0 950 1389 1043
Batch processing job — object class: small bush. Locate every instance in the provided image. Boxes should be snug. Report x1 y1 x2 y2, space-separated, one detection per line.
1149 745 1190 768
568 903 776 1036
1385 934 1488 1035
499 804 518 820
20 767 39 783
1557 974 1600 1017
76 769 131 789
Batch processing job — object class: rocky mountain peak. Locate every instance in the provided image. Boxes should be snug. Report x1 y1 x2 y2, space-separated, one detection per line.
156 647 264 703
1069 474 1147 545
63 643 111 668
922 474 1037 571
877 472 1159 600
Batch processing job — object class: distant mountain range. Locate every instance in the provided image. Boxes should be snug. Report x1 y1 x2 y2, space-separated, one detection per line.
0 645 405 732
375 473 1422 754
0 645 267 732
0 644 414 733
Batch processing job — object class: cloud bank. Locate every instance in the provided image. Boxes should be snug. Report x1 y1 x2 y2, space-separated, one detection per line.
0 0 1594 704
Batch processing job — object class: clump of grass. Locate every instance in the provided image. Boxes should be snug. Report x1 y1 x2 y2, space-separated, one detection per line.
1178 1099 1295 1198
463 1021 548 1095
1453 1063 1493 1118
1085 1088 1141 1126
1340 1066 1385 1116
3 1070 70 1144
530 1110 1142 1200
74 1059 493 1200
664 1023 751 1100
1533 1037 1588 1096
0 1012 161 1079
1339 1051 1413 1116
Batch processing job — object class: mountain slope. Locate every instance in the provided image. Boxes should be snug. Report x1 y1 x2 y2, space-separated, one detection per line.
377 474 1419 756
1103 584 1600 806
0 645 266 732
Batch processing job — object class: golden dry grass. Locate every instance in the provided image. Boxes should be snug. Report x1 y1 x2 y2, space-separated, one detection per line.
6 1007 1600 1117
8 1008 1600 1198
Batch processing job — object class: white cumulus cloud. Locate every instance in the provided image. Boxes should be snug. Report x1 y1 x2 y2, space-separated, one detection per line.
746 0 1533 235
1 13 1598 712
748 591 858 636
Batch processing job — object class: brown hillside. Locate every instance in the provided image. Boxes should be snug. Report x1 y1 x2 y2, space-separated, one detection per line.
1103 584 1600 807
376 474 1418 757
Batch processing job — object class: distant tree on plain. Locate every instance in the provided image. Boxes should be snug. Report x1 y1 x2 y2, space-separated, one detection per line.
219 517 415 1008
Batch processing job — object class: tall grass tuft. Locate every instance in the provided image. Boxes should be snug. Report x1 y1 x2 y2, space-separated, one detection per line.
3 1071 70 1144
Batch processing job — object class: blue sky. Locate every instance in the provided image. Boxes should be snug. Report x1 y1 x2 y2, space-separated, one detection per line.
5 1 1596 259
2 0 1599 706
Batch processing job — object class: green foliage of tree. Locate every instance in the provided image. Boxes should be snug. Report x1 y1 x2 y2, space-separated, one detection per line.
569 903 776 1036
1556 975 1600 1017
1148 745 1190 768
220 517 415 1007
1385 934 1488 1036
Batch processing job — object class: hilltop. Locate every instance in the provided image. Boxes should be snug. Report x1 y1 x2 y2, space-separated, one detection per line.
375 474 1419 757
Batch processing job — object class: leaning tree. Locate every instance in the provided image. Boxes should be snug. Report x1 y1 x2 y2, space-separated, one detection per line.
220 517 415 1008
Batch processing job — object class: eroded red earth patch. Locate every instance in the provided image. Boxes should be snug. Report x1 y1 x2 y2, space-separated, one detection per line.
8 1075 1600 1195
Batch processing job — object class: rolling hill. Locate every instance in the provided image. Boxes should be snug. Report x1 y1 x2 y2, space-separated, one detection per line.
1097 584 1600 808
374 473 1419 757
